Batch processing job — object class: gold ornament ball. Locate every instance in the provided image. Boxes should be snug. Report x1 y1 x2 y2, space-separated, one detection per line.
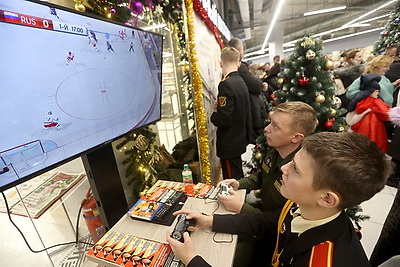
325 60 334 70
330 108 337 117
74 3 85 12
277 78 284 85
315 94 326 103
254 152 262 160
183 65 190 73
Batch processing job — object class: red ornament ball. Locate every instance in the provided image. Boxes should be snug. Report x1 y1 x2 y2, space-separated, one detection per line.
269 93 275 100
324 121 333 129
329 117 336 123
298 76 310 86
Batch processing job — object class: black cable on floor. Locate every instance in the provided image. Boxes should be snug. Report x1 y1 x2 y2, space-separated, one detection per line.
1 191 94 254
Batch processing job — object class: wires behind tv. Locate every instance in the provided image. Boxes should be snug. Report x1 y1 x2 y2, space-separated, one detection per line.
1 191 94 254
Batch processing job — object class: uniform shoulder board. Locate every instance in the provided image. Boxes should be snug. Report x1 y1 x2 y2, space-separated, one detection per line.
309 241 334 267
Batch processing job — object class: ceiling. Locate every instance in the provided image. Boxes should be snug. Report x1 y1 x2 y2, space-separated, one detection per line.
222 0 399 57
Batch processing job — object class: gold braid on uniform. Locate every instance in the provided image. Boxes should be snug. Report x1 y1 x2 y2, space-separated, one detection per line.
184 0 211 184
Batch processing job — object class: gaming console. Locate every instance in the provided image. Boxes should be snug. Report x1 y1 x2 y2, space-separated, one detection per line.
220 182 233 196
170 214 196 242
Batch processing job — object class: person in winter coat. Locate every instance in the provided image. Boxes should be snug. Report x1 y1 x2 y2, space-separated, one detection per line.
228 38 267 143
347 73 391 152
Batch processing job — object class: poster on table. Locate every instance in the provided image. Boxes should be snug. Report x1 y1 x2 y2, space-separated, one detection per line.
193 12 222 184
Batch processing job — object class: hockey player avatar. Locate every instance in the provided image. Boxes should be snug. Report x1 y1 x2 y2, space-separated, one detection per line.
89 30 98 43
66 51 74 65
106 41 115 52
119 29 127 40
129 42 134 52
44 111 62 130
49 7 59 19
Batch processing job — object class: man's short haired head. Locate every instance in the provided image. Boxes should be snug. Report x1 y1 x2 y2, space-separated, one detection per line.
385 45 398 57
227 38 243 58
301 132 391 209
221 47 240 64
273 101 318 136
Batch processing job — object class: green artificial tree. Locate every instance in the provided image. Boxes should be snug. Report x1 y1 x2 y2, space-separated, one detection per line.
373 3 400 55
115 126 167 204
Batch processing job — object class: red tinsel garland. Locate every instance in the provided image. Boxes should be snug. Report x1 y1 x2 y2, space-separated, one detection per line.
192 0 224 48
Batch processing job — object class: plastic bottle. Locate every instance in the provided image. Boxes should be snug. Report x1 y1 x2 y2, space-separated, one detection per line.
182 164 193 184
182 164 194 196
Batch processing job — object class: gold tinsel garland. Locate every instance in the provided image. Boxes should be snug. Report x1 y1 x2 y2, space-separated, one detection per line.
184 0 211 184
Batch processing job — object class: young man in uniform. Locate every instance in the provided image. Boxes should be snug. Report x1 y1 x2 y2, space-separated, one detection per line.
211 47 252 180
166 132 392 267
218 101 317 265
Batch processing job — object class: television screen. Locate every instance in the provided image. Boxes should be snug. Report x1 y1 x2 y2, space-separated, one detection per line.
0 0 163 191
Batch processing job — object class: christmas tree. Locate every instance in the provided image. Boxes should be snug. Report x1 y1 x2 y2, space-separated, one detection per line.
115 126 167 204
373 3 400 55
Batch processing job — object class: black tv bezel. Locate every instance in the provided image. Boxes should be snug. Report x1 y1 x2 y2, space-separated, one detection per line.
0 0 164 192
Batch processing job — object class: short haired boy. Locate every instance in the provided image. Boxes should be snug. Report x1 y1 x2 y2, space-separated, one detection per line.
211 47 253 180
166 132 391 267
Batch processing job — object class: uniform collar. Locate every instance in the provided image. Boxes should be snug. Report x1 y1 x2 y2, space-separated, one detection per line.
291 207 341 235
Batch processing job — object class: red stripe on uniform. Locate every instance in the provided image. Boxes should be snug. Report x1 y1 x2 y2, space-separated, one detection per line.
225 159 232 179
309 241 334 267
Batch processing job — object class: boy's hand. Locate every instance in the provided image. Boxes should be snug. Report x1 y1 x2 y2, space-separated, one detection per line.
172 210 213 229
166 231 196 265
218 190 244 213
217 179 239 190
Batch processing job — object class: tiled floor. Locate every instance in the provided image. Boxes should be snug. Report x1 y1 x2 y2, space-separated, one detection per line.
0 150 397 266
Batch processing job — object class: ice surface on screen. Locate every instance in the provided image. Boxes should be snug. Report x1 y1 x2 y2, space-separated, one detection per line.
0 0 162 190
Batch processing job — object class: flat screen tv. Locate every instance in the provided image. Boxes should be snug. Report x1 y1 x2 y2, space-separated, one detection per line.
0 0 163 191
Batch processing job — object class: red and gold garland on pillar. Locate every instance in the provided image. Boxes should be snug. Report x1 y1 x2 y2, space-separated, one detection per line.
192 0 224 48
184 0 211 184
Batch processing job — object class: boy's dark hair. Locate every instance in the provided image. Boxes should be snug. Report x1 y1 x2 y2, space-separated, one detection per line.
302 132 391 209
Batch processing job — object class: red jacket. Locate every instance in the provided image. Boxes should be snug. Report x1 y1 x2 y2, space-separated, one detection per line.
351 97 390 152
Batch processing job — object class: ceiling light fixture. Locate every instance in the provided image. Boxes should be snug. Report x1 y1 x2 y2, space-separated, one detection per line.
260 0 287 51
303 6 346 17
323 27 384 43
342 0 398 27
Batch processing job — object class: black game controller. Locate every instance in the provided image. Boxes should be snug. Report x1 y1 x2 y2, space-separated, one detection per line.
220 182 233 196
170 214 196 242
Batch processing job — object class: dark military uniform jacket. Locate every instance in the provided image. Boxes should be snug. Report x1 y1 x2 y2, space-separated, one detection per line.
238 147 300 213
210 71 253 159
187 204 370 267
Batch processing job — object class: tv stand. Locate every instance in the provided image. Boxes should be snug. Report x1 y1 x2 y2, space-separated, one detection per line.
81 143 128 230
